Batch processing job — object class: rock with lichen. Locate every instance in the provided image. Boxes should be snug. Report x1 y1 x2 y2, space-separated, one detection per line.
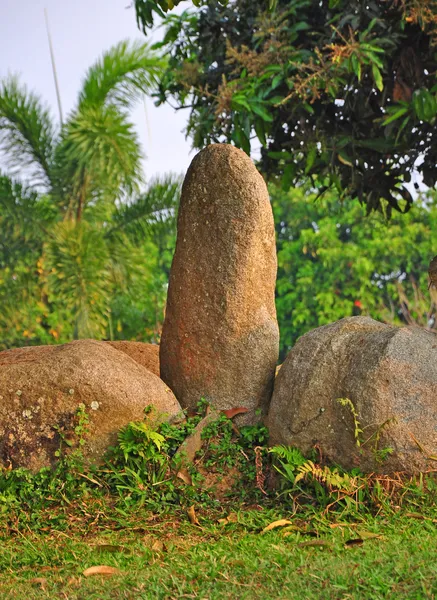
0 340 181 471
267 316 437 474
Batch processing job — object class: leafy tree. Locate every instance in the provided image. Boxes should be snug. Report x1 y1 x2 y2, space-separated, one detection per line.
138 0 437 215
273 185 437 359
0 41 180 348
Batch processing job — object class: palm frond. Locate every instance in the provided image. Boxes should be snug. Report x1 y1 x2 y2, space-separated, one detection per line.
106 234 149 292
46 221 111 339
58 105 144 213
0 77 56 187
107 174 181 242
78 40 166 111
0 173 57 267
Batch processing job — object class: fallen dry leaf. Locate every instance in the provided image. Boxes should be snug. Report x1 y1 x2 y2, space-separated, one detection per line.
296 540 331 549
261 519 293 533
345 538 365 547
281 525 305 536
187 505 201 526
222 407 249 419
329 522 360 529
151 539 167 553
83 565 121 577
218 512 238 525
405 512 437 523
177 467 193 486
30 577 47 590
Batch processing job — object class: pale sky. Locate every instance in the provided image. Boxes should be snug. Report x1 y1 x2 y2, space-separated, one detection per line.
0 0 195 185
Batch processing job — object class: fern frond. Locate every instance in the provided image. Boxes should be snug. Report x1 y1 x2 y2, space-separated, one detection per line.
295 460 358 493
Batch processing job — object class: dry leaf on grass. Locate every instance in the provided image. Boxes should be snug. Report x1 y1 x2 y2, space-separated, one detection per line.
261 519 293 533
151 539 167 553
345 538 365 547
187 505 201 526
405 512 437 523
218 513 238 525
177 467 193 486
30 577 47 590
83 565 121 577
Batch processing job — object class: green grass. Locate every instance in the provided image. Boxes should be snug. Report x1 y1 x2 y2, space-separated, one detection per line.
1 407 437 599
1 503 437 599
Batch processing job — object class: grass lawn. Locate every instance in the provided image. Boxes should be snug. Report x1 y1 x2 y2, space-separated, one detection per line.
1 410 437 599
1 502 437 599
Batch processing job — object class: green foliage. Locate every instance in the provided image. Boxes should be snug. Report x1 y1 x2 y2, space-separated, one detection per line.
0 42 181 348
294 460 358 493
134 0 228 32
273 185 437 359
78 40 165 110
269 445 307 485
271 443 367 510
149 0 437 213
46 222 111 338
0 76 55 184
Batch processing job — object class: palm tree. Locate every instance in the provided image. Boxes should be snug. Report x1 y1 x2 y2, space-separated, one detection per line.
0 40 181 347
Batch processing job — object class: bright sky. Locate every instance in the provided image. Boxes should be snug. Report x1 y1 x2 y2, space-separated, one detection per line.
0 0 195 185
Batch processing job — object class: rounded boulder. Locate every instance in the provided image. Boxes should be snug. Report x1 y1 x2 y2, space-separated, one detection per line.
0 339 181 471
105 341 160 377
267 316 437 473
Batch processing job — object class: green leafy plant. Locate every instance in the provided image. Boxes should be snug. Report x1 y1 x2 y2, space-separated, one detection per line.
0 42 181 347
149 0 437 214
273 184 436 360
269 445 307 486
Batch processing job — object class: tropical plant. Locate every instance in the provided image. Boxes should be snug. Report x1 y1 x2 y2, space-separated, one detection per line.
273 184 437 359
139 0 437 215
0 40 180 348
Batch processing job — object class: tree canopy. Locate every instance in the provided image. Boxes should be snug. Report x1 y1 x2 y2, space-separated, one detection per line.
273 185 437 358
136 0 437 215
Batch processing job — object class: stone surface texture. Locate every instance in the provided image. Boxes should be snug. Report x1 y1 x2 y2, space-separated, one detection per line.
105 341 160 377
0 340 181 471
267 316 437 473
160 144 279 423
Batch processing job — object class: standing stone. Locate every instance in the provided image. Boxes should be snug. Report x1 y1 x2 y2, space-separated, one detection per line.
160 144 279 423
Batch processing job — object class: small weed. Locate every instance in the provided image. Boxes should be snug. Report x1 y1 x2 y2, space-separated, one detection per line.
337 397 363 445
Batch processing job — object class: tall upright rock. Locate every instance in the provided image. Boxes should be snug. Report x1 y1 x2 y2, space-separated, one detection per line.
160 144 279 423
